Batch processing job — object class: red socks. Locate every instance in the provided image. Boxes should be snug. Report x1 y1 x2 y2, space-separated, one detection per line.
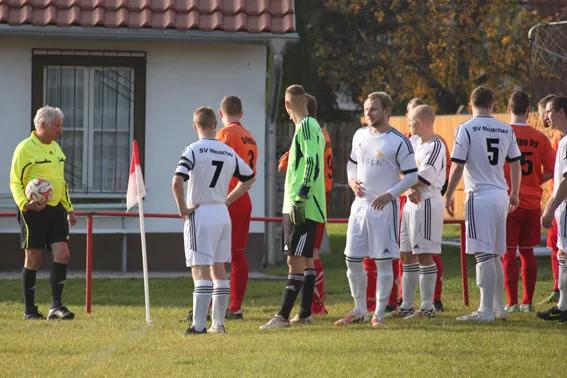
552 248 560 292
363 258 377 311
228 249 248 313
312 258 326 313
503 247 538 305
503 248 520 306
433 254 444 302
519 248 537 305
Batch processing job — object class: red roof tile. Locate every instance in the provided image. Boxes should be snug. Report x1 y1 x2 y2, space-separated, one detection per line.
0 0 296 34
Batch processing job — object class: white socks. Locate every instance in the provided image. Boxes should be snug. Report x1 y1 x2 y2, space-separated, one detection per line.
557 256 567 311
476 254 496 314
419 264 437 311
346 257 367 315
375 259 394 318
493 256 505 312
212 280 230 329
401 263 419 309
193 280 213 331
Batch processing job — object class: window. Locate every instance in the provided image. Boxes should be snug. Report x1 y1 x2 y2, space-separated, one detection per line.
32 50 146 201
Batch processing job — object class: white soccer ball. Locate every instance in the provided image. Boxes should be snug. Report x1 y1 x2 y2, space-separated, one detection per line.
25 178 54 205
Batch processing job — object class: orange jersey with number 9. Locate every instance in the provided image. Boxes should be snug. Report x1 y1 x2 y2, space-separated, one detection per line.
279 128 333 193
216 122 258 192
504 124 555 210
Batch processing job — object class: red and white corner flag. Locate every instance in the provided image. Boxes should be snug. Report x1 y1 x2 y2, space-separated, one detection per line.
126 140 146 212
126 140 151 324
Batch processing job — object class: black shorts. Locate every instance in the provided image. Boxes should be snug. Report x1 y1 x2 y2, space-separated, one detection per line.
282 214 320 258
17 203 69 250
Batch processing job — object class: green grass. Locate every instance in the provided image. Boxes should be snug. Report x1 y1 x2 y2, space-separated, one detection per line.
1 223 566 377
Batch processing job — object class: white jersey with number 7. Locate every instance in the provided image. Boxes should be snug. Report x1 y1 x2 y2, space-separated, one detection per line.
174 138 254 207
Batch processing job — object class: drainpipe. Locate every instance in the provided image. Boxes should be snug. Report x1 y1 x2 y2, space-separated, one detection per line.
265 39 288 266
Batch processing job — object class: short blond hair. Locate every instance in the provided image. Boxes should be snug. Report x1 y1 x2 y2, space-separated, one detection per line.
34 105 64 130
367 92 393 111
193 107 216 129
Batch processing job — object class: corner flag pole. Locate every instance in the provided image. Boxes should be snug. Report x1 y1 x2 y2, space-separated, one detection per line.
126 140 151 324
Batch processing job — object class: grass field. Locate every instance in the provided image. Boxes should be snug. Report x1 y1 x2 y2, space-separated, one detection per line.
1 224 566 377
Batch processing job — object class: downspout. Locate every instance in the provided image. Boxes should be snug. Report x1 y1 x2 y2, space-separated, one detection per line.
265 39 288 266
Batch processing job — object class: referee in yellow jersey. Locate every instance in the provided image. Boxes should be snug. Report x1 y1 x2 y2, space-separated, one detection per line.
10 106 77 320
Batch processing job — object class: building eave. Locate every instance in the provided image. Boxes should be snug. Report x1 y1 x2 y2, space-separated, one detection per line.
0 25 300 46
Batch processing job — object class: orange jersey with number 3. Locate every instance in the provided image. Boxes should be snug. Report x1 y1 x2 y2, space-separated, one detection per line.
216 122 258 192
279 128 333 193
504 124 555 210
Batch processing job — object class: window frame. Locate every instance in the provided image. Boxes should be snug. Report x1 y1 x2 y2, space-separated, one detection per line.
31 49 146 199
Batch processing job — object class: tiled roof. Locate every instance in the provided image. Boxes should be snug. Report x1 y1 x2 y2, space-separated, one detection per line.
0 0 296 34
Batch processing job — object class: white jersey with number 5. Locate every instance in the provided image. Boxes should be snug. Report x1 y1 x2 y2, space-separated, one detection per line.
174 138 254 207
451 116 521 193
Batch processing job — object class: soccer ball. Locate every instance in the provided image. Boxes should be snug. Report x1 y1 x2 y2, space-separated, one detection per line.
25 178 54 205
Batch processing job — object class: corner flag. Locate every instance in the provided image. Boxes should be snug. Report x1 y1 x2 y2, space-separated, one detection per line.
126 139 151 324
126 140 146 212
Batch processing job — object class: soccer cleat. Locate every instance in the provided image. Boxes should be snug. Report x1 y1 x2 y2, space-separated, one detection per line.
371 315 385 327
385 307 414 318
334 310 371 326
538 291 560 305
405 308 435 319
185 325 207 335
505 304 520 313
456 311 494 322
520 304 535 312
384 304 397 313
182 309 211 322
290 314 314 325
225 309 243 320
260 315 290 329
494 307 507 320
207 325 226 334
23 306 46 320
536 306 567 321
47 306 75 320
434 300 445 312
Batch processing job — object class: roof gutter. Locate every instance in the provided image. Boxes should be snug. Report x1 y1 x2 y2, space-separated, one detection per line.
0 24 300 45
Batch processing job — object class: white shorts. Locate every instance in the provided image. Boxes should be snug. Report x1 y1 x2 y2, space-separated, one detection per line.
555 202 567 252
465 189 508 255
183 204 231 267
344 198 400 260
400 194 443 254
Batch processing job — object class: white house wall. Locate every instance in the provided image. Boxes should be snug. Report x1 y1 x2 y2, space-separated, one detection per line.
0 38 267 234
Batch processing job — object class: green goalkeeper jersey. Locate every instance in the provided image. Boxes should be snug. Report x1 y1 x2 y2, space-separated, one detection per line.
282 115 327 223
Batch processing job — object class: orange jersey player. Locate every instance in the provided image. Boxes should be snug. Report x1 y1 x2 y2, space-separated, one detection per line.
215 95 258 319
502 91 555 312
278 93 332 315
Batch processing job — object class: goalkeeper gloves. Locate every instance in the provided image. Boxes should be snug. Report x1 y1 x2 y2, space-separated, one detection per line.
290 195 306 225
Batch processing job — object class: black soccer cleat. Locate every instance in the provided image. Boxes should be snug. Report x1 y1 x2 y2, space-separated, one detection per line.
434 300 445 312
185 325 207 335
536 306 567 321
23 306 46 320
385 304 397 313
225 309 243 320
47 305 75 320
182 309 211 322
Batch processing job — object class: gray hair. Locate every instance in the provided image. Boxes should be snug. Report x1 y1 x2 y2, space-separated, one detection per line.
34 106 64 130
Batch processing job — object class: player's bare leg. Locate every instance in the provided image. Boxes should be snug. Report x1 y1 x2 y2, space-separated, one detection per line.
187 265 213 335
209 263 229 333
388 251 417 317
405 253 437 319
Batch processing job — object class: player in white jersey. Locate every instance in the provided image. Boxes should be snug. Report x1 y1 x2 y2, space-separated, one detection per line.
445 86 522 322
172 107 255 335
334 92 418 328
391 105 446 319
539 96 567 322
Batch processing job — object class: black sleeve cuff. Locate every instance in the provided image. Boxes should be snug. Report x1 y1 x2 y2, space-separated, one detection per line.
298 185 311 198
506 155 522 163
451 157 466 164
441 180 448 196
349 157 357 164
237 173 255 182
175 172 189 182
418 175 431 186
402 168 418 174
